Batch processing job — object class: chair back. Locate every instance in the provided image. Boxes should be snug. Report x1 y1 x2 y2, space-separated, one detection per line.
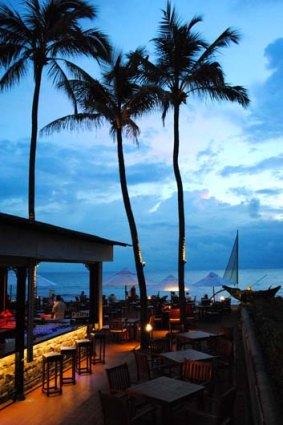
133 349 151 381
169 308 180 320
150 338 171 355
216 338 233 360
182 359 213 385
105 363 131 394
109 319 127 331
99 391 130 425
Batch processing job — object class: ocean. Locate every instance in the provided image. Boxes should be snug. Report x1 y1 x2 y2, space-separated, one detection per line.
7 268 283 304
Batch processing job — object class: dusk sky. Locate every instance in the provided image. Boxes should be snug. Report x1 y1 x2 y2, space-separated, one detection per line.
1 0 283 273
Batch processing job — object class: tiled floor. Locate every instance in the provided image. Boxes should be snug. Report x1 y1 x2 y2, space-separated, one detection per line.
0 308 252 425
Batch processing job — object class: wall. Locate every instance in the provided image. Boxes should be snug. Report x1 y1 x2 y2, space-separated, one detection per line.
241 308 282 425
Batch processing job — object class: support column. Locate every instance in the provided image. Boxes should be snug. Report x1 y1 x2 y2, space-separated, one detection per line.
27 263 36 362
14 266 27 401
0 267 8 312
88 263 103 329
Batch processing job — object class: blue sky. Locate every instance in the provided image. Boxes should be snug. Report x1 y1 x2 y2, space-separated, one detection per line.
0 0 283 273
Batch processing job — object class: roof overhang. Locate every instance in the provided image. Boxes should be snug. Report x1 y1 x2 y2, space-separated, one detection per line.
0 212 129 267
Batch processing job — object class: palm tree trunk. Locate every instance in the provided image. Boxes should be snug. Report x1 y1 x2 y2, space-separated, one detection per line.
116 129 149 348
173 104 186 329
29 65 43 221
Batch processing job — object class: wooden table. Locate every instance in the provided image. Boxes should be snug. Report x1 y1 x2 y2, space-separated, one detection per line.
127 376 204 425
160 348 215 364
176 330 218 350
160 348 215 376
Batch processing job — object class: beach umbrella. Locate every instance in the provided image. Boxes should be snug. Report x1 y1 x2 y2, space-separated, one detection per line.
7 271 57 287
104 268 138 288
192 272 232 288
159 274 189 292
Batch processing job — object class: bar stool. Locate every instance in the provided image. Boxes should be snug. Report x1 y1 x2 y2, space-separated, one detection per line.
60 346 76 384
42 352 63 396
92 333 106 364
75 339 92 374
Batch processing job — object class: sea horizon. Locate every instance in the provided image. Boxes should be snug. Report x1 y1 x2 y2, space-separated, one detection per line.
8 267 283 303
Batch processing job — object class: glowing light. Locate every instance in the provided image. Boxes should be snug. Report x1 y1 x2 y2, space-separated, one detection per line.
145 323 153 332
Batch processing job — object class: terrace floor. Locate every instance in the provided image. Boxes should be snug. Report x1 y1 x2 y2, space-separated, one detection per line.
0 307 252 425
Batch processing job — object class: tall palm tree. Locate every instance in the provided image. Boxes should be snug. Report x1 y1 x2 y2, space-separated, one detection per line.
141 1 250 328
41 52 162 348
0 0 110 220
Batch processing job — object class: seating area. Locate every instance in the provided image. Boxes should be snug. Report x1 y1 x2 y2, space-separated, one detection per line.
0 306 252 425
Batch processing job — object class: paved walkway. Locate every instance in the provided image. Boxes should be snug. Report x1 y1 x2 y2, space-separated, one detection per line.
0 307 252 425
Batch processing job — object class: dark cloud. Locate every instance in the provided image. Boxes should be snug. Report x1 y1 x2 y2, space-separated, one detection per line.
220 154 283 177
248 198 261 219
247 38 283 141
255 188 283 196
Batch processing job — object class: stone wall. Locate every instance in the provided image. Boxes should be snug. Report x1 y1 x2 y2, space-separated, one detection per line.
0 326 87 404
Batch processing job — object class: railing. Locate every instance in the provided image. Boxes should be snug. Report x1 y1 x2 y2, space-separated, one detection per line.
241 307 282 425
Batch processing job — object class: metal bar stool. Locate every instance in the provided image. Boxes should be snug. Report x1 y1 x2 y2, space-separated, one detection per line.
42 352 63 396
60 346 76 384
92 333 106 364
75 339 92 374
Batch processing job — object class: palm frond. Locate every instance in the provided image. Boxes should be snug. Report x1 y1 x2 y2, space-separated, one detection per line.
41 112 102 136
0 58 28 90
198 27 241 63
47 60 78 113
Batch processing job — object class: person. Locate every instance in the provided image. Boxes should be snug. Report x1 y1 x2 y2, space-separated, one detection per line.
52 295 66 320
108 293 117 303
185 291 192 301
129 285 137 300
201 293 210 306
79 290 87 304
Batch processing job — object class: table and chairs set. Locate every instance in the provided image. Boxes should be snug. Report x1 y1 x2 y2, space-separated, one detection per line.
100 325 236 425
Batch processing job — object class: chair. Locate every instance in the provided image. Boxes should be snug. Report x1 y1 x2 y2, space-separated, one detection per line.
149 338 177 376
109 319 129 342
185 386 237 425
133 349 162 382
185 303 196 328
169 308 181 333
106 362 131 396
148 314 163 335
182 359 214 392
99 390 155 425
42 352 63 396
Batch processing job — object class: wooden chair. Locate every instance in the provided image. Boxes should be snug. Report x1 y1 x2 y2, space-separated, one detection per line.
169 308 181 333
185 386 237 425
185 303 196 329
106 362 131 396
99 390 155 425
133 349 162 382
149 338 177 376
109 319 129 342
105 362 150 413
182 359 214 392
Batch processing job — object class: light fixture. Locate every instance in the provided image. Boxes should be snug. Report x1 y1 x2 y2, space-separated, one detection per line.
145 323 153 333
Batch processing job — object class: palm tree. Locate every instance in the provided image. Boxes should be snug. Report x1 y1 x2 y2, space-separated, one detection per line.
41 52 162 348
0 0 110 221
140 1 250 328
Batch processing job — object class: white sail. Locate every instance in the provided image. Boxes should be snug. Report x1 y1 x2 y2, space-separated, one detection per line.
223 231 239 286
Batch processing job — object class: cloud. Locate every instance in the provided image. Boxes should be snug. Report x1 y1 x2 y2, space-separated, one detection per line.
247 38 283 141
220 154 283 177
